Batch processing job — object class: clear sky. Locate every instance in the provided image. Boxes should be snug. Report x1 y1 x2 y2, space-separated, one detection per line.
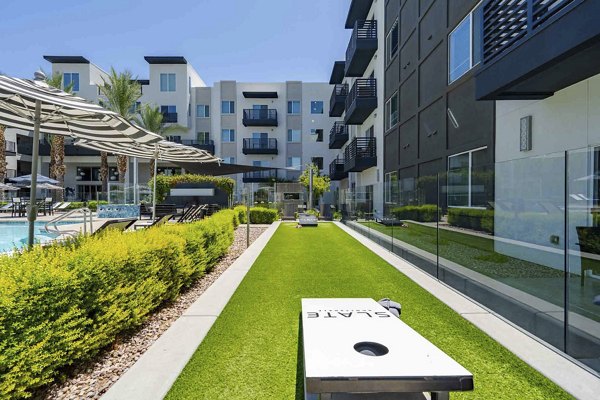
0 0 353 84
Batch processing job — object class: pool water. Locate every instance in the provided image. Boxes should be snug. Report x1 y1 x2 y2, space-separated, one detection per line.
0 221 78 252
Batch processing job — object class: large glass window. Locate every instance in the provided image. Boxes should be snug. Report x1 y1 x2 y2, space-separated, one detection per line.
221 129 235 142
386 18 399 64
384 171 399 204
287 157 302 168
221 101 235 114
196 105 210 118
448 4 483 83
196 132 210 143
160 73 176 92
223 156 235 164
287 101 301 114
385 92 398 131
310 101 323 114
63 73 79 92
311 157 323 170
447 147 489 207
287 129 301 143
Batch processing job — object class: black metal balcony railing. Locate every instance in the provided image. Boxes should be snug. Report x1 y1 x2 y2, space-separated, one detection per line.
329 122 349 149
483 0 576 64
329 157 348 181
162 112 178 123
344 137 377 173
242 138 278 155
242 109 278 127
329 83 348 117
345 19 378 77
344 78 377 125
243 170 278 182
182 139 215 154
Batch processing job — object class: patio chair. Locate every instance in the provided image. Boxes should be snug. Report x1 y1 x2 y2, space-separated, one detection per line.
134 214 173 230
576 226 600 286
12 197 23 217
93 218 137 235
0 202 13 213
51 202 63 211
139 203 152 219
177 204 199 223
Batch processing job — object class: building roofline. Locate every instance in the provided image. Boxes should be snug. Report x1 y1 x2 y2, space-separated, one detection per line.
144 56 187 64
43 55 90 64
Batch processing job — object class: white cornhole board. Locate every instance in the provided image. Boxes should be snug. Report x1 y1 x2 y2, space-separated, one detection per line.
301 298 473 400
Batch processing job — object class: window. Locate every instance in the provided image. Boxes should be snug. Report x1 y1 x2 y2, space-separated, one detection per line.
385 93 399 131
160 73 176 91
447 147 489 208
221 101 235 114
160 105 177 123
448 3 483 83
287 157 302 168
310 101 323 114
63 73 79 91
366 125 374 137
287 100 301 114
311 157 323 170
221 129 235 142
196 105 210 118
287 129 301 143
157 167 182 176
386 18 399 64
223 156 235 164
197 132 210 143
311 129 324 142
167 135 181 143
128 101 141 115
384 172 399 204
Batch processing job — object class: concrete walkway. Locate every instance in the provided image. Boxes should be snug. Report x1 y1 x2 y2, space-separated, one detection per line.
101 222 281 400
335 222 600 400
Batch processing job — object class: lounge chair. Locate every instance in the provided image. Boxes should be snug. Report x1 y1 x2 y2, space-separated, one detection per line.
93 218 137 235
55 202 71 211
0 202 13 213
134 214 173 230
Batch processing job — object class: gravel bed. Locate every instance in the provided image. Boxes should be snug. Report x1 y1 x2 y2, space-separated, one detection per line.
39 225 268 400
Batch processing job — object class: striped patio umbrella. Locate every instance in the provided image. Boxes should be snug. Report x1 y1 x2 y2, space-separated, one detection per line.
0 71 162 248
74 139 220 219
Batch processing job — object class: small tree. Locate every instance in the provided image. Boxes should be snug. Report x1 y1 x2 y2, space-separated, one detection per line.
299 163 330 208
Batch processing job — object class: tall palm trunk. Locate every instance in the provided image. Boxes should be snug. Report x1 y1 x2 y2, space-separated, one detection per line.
117 154 128 183
149 158 156 178
100 152 109 194
51 135 66 201
0 125 6 182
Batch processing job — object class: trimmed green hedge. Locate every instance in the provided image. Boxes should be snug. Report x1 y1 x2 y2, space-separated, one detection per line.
391 204 440 222
150 174 235 203
0 210 238 399
234 206 278 224
65 200 108 211
447 208 494 234
234 206 247 224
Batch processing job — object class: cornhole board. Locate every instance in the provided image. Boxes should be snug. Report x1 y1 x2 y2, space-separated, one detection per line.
299 213 318 226
301 298 473 400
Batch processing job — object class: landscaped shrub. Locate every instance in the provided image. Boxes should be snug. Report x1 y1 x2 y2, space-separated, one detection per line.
234 205 247 224
390 204 440 222
248 207 279 224
150 174 235 203
65 200 109 211
448 208 494 234
0 210 237 400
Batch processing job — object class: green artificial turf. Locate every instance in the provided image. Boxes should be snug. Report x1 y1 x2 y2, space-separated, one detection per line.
166 223 573 400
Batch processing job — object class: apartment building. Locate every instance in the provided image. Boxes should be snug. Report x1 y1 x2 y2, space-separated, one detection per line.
8 56 339 201
327 0 386 215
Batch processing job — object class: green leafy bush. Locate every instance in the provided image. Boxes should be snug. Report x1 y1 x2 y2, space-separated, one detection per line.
248 207 279 224
0 210 237 399
333 211 342 220
65 201 109 211
447 208 494 234
234 206 247 224
390 204 440 222
150 174 235 203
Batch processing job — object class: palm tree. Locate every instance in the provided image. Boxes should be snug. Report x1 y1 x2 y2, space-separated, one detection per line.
0 124 6 183
98 67 141 186
133 104 188 177
44 71 72 201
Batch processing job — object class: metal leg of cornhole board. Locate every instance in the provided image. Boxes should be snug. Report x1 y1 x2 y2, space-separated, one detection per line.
306 393 436 399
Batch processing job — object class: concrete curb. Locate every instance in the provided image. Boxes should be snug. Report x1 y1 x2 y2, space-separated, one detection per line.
335 222 600 400
101 222 281 400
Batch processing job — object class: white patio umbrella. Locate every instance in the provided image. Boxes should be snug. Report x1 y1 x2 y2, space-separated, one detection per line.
26 182 63 190
74 139 220 219
0 182 19 191
0 71 163 248
10 173 59 185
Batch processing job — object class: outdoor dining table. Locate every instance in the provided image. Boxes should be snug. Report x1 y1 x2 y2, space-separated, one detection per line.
11 199 53 217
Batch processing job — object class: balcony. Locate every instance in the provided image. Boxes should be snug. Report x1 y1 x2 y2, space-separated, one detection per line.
242 109 278 127
19 138 100 157
344 0 374 29
329 61 345 84
344 78 377 125
181 140 215 155
162 112 178 123
329 84 348 117
242 138 278 155
242 170 278 183
329 158 348 181
344 137 376 172
345 20 378 77
476 0 600 100
329 122 349 149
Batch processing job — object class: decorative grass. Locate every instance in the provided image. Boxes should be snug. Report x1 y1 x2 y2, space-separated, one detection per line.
166 223 572 400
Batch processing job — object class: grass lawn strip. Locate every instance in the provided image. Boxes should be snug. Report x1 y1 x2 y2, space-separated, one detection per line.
166 223 572 400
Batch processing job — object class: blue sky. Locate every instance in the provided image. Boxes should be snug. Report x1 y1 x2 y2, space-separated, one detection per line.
0 0 352 84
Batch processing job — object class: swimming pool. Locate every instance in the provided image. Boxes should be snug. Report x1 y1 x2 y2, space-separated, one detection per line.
0 221 78 252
